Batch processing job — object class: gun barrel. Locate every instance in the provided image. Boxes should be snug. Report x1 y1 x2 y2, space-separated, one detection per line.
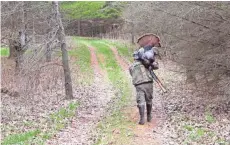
149 70 167 93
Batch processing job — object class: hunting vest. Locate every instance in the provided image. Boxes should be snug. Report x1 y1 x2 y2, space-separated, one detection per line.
129 61 153 86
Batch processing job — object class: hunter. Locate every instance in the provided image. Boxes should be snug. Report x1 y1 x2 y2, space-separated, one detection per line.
129 33 161 125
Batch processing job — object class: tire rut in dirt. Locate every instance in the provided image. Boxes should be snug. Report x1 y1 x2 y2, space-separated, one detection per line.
47 44 114 145
110 46 129 71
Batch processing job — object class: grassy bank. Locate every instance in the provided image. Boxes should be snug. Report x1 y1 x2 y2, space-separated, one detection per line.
69 37 94 85
102 39 134 62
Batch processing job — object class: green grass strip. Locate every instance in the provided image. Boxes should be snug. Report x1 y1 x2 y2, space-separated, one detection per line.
85 39 133 144
69 38 92 73
2 129 41 145
101 39 134 62
69 37 94 84
1 47 9 57
68 37 134 144
91 40 122 82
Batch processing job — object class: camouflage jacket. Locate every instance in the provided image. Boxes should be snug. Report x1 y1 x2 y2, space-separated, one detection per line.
129 61 153 86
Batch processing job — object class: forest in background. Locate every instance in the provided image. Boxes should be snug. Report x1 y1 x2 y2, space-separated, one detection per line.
1 1 230 145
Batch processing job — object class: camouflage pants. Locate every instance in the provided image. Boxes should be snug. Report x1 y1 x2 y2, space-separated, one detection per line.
135 82 153 106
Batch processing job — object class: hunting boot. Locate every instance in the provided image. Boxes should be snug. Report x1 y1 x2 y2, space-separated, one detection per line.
146 103 152 122
138 105 145 125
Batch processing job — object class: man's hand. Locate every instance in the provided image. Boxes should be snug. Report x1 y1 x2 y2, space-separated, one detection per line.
151 62 159 70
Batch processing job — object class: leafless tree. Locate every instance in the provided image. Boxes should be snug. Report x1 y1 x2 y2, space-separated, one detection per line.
122 2 230 97
53 1 73 99
1 1 73 99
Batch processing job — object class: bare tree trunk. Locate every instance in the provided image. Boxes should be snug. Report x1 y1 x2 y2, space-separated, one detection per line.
46 31 52 62
130 4 135 44
16 1 28 70
32 14 37 55
130 22 135 44
53 1 73 99
9 39 17 59
8 6 17 59
131 30 135 44
91 22 94 37
77 20 81 36
46 42 52 62
186 67 196 83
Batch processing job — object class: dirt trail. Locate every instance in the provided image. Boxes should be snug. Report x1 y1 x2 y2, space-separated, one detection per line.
48 43 162 145
89 45 102 75
109 46 162 144
47 43 114 145
110 46 129 71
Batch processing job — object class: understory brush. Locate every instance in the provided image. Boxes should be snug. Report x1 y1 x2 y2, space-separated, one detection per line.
1 101 79 145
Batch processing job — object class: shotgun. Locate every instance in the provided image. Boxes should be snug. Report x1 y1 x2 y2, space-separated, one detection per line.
149 68 167 93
